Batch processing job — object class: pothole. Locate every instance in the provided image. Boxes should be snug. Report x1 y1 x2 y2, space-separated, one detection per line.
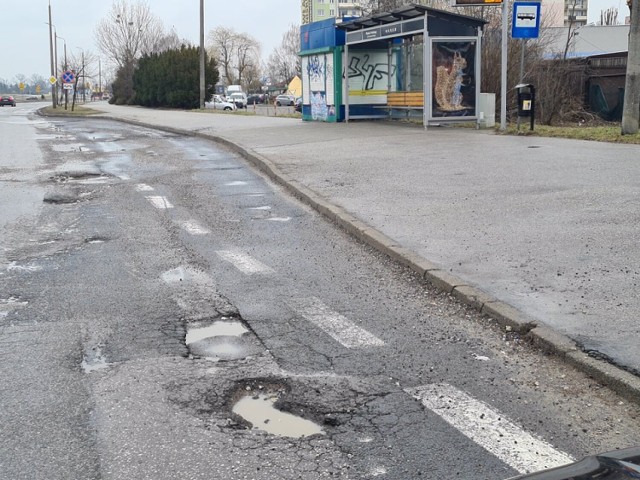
231 382 325 438
43 192 79 204
185 318 260 361
84 236 109 245
82 345 110 373
186 320 248 343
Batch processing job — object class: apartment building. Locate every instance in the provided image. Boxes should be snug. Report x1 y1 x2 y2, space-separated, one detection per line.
564 0 588 26
301 0 365 24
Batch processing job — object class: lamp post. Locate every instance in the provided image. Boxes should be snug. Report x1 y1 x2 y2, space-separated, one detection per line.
47 2 56 108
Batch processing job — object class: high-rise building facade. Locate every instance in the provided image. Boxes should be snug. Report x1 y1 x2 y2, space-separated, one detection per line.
302 0 365 24
564 0 588 26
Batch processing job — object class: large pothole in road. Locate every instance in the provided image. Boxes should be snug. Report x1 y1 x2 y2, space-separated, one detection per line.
185 317 262 361
229 380 325 439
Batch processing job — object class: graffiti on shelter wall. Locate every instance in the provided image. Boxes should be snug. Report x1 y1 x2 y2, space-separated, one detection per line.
347 51 396 91
307 55 326 91
302 53 336 122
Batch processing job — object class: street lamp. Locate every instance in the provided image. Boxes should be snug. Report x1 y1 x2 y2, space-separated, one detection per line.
46 3 56 108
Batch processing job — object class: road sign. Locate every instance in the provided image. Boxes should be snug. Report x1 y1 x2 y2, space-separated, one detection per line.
63 83 73 90
19 82 25 91
36 85 42 93
62 70 75 83
512 2 541 38
49 76 57 85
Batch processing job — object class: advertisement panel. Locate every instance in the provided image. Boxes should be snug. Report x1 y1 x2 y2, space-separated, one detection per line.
431 40 477 119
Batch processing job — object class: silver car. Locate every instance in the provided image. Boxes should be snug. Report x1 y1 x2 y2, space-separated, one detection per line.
275 94 296 106
206 95 236 111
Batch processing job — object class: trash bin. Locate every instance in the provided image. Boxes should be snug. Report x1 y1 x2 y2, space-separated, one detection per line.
515 83 535 130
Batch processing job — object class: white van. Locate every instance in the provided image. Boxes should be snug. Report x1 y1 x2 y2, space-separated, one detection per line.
229 92 247 109
226 85 243 95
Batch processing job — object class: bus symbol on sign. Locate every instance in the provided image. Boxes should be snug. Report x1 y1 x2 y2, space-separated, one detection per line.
62 70 75 83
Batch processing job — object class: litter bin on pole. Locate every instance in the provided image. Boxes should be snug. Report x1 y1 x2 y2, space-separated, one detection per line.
515 83 535 131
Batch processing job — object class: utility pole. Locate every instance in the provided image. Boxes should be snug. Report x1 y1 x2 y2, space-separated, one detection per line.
82 52 86 103
199 0 205 109
500 0 508 130
622 0 640 134
48 2 57 108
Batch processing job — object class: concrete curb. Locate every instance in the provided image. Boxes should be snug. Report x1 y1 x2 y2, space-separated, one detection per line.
59 112 640 405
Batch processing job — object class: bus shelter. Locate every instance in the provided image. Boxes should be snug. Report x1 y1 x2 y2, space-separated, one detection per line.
336 4 486 126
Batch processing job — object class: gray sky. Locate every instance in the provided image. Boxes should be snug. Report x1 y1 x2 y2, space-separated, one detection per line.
1 0 300 82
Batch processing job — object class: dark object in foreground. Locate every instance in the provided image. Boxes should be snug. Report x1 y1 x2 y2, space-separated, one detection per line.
508 447 640 480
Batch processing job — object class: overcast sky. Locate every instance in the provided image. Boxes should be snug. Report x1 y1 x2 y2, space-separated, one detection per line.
2 0 629 83
1 0 300 82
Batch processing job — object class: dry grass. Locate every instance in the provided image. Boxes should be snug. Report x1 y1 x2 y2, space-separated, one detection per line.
503 122 640 144
41 105 102 116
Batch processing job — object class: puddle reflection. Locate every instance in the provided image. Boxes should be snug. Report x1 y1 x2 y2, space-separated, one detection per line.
233 394 324 438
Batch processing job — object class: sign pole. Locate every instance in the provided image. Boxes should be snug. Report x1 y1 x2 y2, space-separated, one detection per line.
500 0 508 131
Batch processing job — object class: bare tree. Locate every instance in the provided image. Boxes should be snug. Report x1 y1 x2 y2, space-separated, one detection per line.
208 27 260 88
95 0 165 70
360 0 412 15
208 27 238 84
235 33 261 86
266 24 301 84
599 7 619 25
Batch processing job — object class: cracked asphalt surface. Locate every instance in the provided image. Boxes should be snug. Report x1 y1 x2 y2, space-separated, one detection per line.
1 105 639 479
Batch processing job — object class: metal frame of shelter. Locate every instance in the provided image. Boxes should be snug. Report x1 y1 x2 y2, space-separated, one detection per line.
337 4 486 127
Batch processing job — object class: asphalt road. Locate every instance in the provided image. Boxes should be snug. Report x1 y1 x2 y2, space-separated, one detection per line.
81 102 640 381
1 104 639 479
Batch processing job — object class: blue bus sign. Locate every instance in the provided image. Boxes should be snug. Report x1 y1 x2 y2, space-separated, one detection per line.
512 2 541 39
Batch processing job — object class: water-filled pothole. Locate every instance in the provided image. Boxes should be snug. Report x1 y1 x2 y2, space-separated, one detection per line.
186 319 258 361
186 320 248 343
232 393 325 438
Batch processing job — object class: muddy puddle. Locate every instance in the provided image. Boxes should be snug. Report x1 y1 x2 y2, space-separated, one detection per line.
232 393 324 438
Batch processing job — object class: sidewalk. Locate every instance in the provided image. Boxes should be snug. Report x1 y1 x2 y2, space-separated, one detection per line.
75 103 640 400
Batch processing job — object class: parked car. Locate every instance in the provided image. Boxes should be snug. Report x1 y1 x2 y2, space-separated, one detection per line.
246 94 265 105
275 94 296 106
295 97 302 112
0 95 16 107
229 92 247 109
206 95 236 111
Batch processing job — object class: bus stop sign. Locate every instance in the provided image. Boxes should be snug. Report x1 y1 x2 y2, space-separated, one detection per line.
512 2 541 39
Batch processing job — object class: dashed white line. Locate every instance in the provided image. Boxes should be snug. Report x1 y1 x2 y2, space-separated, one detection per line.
182 220 210 235
135 183 154 191
145 195 173 209
225 181 248 186
267 217 292 222
405 383 574 474
215 250 274 275
286 297 385 348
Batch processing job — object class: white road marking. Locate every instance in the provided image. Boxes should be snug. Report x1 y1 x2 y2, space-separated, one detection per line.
267 217 292 222
286 297 385 348
225 181 248 186
405 383 574 474
249 205 271 210
216 250 274 275
182 220 210 235
145 195 173 209
135 183 154 191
